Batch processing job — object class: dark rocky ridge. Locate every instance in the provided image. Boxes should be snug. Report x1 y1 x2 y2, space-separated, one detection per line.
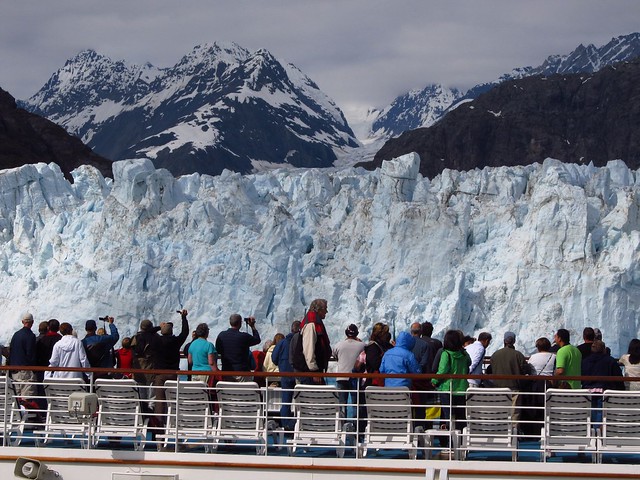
363 59 640 179
0 88 112 180
371 33 640 140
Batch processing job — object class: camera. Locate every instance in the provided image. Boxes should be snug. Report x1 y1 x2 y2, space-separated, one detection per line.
244 317 255 327
98 316 108 321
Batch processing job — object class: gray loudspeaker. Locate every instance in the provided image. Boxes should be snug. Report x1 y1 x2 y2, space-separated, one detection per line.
14 457 48 480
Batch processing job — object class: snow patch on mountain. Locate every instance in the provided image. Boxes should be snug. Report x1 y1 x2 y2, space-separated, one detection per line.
139 121 222 159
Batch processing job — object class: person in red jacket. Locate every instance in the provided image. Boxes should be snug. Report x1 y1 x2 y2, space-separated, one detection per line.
114 337 134 379
299 298 332 384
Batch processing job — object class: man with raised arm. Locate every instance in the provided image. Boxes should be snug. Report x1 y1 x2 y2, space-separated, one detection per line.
215 313 261 381
82 316 119 378
153 309 190 420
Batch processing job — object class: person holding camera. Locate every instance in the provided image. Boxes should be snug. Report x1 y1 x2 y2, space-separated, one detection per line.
82 316 119 379
215 314 261 382
153 309 191 421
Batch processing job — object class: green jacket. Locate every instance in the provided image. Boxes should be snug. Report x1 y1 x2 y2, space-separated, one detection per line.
432 349 471 393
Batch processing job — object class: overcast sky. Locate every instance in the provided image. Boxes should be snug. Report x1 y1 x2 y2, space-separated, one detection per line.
1 0 639 116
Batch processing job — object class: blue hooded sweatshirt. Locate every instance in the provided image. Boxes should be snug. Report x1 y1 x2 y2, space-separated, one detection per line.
380 331 421 387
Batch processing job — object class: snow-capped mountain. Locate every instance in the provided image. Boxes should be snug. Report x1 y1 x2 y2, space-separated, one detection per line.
517 32 640 77
21 42 358 177
369 32 640 140
365 58 640 179
0 155 639 359
370 84 463 139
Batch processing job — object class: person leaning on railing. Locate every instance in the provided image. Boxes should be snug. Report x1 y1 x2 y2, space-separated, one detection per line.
189 322 219 384
46 322 90 381
131 319 161 395
553 328 582 389
581 339 625 424
272 320 300 430
298 299 331 385
8 312 37 399
215 314 260 382
431 329 471 451
153 309 190 423
619 338 640 390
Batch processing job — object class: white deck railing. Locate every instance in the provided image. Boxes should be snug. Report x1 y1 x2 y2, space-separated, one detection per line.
1 366 639 465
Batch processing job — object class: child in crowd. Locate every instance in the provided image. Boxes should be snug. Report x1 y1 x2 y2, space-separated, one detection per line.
114 337 134 379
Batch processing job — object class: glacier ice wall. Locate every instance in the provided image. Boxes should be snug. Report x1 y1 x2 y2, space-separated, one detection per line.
1 154 639 356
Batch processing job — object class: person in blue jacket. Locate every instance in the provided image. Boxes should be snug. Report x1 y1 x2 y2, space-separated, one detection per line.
380 331 421 387
272 320 301 429
82 317 119 378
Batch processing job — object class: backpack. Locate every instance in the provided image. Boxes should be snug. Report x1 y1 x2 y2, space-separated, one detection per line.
85 341 108 367
288 331 308 372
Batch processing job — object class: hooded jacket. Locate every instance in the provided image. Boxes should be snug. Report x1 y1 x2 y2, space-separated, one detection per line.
46 335 91 379
272 332 294 373
379 332 421 388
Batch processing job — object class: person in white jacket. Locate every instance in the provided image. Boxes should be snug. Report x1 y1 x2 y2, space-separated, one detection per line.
465 332 492 387
46 322 91 380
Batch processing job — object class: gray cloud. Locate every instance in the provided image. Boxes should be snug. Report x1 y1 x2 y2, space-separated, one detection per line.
1 0 638 113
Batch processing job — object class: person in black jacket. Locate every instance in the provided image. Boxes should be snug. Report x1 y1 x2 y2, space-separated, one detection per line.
36 319 62 369
35 319 62 408
153 309 190 422
215 314 260 381
9 313 37 398
582 340 625 425
131 319 161 398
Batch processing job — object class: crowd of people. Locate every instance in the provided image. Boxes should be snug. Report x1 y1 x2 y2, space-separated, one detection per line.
2 303 640 444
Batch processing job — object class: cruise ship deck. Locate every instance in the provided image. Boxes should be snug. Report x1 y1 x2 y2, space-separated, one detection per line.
1 366 639 480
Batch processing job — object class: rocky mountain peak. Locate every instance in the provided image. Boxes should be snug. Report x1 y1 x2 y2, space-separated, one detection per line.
20 43 357 177
0 87 112 180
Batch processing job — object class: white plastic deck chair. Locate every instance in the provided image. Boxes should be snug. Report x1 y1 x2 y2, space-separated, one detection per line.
93 378 148 450
159 380 215 452
360 386 422 460
0 376 25 446
596 389 640 463
288 384 349 458
541 388 596 462
213 381 271 455
265 385 283 415
34 378 91 448
458 387 517 461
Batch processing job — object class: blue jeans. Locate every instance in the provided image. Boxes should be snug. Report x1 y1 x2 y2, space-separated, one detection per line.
280 377 296 429
438 392 466 448
337 379 358 419
590 393 603 427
